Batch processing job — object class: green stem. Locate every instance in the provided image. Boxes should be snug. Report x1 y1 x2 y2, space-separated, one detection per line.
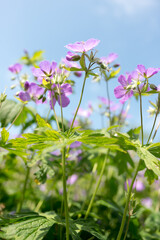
58 85 64 132
147 107 159 144
116 160 141 240
7 105 24 131
16 166 30 213
69 71 88 133
116 91 143 240
51 90 60 131
106 81 111 126
151 120 160 142
139 92 144 145
85 156 107 219
62 148 70 240
123 214 131 240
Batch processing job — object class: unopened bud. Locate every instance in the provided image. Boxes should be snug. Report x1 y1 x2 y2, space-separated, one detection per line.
24 81 30 90
42 96 46 103
150 84 157 90
38 94 43 100
0 91 7 103
113 64 120 68
10 84 16 89
11 76 16 81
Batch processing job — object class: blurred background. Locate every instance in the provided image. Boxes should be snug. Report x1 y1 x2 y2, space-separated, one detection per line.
1 0 160 136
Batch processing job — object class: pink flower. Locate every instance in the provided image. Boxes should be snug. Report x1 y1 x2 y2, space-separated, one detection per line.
114 74 133 103
49 83 72 108
65 38 100 53
136 65 160 78
8 63 22 74
100 53 118 65
32 60 57 83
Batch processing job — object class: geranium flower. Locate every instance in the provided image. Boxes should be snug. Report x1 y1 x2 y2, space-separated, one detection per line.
49 83 72 108
32 60 57 83
136 64 160 78
100 53 118 65
65 38 100 53
8 63 22 74
19 82 45 104
114 74 133 103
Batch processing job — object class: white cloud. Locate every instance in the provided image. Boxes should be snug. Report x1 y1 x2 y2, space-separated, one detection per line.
94 0 159 17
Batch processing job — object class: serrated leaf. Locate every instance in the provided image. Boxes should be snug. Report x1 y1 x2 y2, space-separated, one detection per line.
0 215 55 240
137 146 160 176
36 114 52 129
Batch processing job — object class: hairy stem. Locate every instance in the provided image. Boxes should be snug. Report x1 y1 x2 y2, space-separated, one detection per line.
147 107 159 144
62 148 70 240
69 72 88 132
58 85 64 132
116 160 141 240
151 120 160 142
51 90 60 131
116 92 143 240
7 105 24 131
106 81 111 126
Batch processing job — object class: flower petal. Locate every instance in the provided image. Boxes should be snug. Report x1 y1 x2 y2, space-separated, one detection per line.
114 85 126 99
58 95 70 107
84 38 100 52
19 91 31 102
61 83 72 96
39 60 51 74
137 64 146 75
118 75 127 86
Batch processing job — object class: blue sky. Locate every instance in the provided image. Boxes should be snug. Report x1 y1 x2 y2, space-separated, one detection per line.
1 0 160 137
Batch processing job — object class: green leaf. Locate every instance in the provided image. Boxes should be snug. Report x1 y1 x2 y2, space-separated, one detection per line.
36 114 52 129
63 66 83 72
144 169 158 184
1 128 9 144
137 146 160 176
0 216 55 240
79 53 86 70
31 50 44 62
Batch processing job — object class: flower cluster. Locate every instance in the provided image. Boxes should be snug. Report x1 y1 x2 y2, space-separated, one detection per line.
114 65 160 103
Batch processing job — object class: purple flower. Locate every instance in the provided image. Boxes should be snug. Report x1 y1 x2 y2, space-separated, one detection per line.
24 81 30 90
70 141 82 148
98 96 121 111
136 64 160 78
125 179 145 192
100 53 118 65
8 63 22 74
114 74 133 103
141 198 152 208
49 83 72 108
67 174 78 185
65 38 100 53
32 60 57 83
78 106 92 118
19 82 45 104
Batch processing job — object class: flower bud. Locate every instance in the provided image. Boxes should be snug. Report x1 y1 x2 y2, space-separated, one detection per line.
150 84 157 90
66 51 80 61
38 94 43 100
0 91 7 103
42 96 46 103
10 84 17 89
24 81 30 90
